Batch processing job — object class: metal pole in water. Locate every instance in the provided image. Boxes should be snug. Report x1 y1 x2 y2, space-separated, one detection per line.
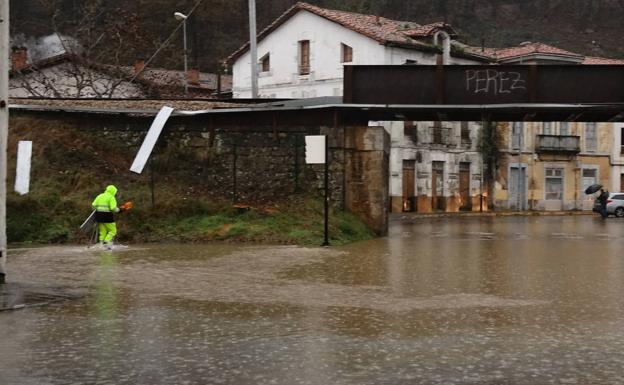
0 1 9 284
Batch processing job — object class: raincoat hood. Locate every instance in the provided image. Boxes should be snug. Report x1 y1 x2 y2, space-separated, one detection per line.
105 185 118 196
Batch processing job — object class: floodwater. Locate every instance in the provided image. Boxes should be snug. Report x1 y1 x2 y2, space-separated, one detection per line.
2 216 624 384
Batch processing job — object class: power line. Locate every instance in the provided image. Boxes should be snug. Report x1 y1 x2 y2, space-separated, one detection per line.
130 0 205 83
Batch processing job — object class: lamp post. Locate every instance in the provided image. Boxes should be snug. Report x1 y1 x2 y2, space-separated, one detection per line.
174 11 188 95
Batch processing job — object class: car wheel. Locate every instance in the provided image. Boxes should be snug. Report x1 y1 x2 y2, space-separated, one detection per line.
615 207 624 218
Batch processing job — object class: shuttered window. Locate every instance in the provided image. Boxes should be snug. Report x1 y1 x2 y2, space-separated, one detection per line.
299 40 310 75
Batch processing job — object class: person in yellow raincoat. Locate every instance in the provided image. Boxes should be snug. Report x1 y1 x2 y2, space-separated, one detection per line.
91 185 125 249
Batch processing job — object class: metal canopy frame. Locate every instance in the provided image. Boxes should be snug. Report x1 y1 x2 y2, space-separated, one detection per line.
11 101 624 125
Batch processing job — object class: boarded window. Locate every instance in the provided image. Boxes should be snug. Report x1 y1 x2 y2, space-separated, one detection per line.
260 53 270 72
341 43 353 63
404 121 417 142
511 122 523 150
585 122 597 151
545 168 563 200
299 40 310 75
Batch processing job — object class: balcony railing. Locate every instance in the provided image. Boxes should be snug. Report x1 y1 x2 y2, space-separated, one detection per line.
535 135 581 154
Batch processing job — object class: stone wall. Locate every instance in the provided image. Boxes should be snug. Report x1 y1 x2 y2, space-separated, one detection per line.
343 126 390 235
11 111 389 234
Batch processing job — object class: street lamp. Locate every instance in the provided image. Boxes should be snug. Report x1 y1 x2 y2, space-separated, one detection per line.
174 11 188 95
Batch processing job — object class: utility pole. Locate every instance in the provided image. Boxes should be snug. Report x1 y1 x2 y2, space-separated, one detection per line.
248 0 258 98
0 1 8 284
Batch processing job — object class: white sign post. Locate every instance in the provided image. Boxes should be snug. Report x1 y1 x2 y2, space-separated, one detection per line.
305 135 329 246
14 140 32 195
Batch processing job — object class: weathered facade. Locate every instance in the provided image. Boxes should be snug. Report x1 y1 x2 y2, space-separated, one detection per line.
495 121 613 211
388 120 485 213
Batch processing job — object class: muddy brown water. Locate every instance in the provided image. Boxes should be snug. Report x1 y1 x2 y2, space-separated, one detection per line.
2 216 624 384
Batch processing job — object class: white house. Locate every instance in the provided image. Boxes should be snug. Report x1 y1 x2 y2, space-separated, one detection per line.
227 2 490 99
228 2 624 213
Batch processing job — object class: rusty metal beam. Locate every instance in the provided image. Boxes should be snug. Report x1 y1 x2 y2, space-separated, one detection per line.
344 65 624 105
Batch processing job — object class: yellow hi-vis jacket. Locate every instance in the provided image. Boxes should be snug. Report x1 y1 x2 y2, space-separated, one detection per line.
92 185 120 223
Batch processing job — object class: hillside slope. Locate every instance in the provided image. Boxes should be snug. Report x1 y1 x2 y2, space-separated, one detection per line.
10 0 624 73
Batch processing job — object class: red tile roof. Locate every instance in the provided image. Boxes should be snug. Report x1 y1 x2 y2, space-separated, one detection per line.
403 22 457 38
582 56 624 65
226 2 452 64
477 42 583 62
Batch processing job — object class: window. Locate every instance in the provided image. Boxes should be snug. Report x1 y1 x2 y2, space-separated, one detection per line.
543 122 553 135
433 121 444 144
582 168 597 195
560 122 570 136
585 122 597 151
341 43 353 63
545 168 564 200
612 194 624 200
259 53 270 72
461 121 471 146
299 40 310 75
404 121 417 142
511 122 523 150
621 127 624 154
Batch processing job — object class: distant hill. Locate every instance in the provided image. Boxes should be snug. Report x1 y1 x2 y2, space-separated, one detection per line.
10 0 624 72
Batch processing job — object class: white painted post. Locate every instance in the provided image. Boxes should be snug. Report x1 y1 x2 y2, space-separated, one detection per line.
248 0 258 98
14 141 32 195
0 1 8 283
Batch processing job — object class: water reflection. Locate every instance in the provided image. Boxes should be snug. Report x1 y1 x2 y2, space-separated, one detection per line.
2 216 624 384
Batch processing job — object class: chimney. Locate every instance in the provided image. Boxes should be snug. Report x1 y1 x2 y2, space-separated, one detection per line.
134 59 145 75
11 47 28 71
187 69 200 87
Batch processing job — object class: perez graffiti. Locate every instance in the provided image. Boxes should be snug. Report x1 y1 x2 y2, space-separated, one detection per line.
465 69 526 95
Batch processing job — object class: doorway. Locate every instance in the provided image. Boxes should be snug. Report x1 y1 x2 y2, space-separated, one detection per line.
459 162 472 211
509 164 527 210
432 161 445 211
402 160 416 212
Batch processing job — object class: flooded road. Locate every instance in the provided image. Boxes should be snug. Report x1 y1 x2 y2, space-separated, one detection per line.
2 216 624 384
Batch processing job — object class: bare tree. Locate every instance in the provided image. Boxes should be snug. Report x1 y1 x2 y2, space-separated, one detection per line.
10 0 152 98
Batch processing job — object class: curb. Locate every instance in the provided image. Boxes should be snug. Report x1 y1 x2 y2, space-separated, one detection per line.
391 211 596 220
